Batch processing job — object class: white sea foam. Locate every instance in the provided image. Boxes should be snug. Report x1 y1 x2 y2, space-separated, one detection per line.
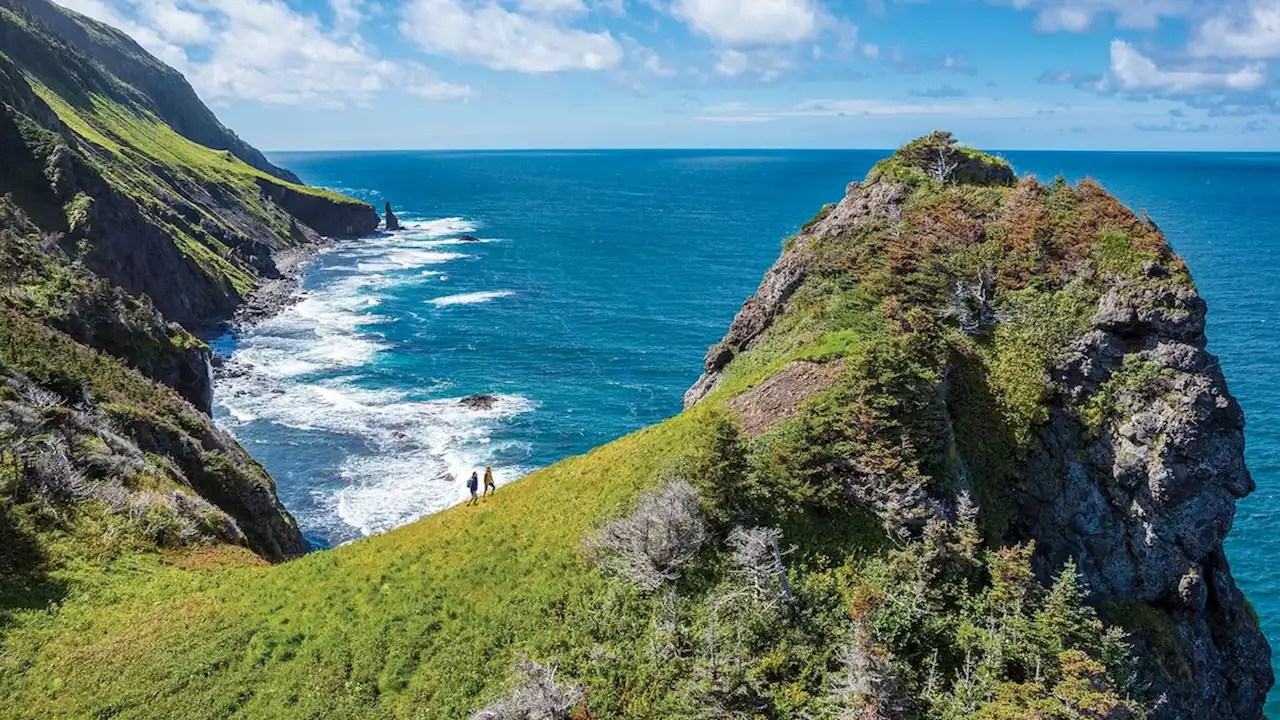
356 250 468 273
427 290 516 307
214 215 535 543
400 217 478 237
221 373 537 539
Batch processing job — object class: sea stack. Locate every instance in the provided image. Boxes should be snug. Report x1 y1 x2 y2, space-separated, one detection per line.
385 202 401 231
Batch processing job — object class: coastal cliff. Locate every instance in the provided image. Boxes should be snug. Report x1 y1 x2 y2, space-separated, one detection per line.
0 0 378 332
0 0 383 570
687 132 1271 716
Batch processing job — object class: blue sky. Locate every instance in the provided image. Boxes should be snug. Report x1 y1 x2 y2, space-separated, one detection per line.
60 0 1280 150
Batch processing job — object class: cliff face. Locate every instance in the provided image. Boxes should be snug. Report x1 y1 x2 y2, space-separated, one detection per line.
687 133 1271 717
0 0 373 567
1028 276 1270 715
0 0 297 183
0 0 378 332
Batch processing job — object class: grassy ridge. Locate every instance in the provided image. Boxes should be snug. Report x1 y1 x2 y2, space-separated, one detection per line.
0 0 376 327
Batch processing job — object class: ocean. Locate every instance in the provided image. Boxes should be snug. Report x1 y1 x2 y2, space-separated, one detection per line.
213 149 1280 707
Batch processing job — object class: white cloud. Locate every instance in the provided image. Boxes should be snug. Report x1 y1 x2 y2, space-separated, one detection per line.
632 44 676 76
695 97 1041 123
400 0 622 72
1191 0 1280 59
781 98 1022 117
328 0 365 30
518 0 588 15
1033 5 1093 31
136 0 210 43
994 0 1199 32
671 0 818 45
403 64 476 100
59 0 471 106
714 48 750 76
712 48 792 80
1109 39 1266 93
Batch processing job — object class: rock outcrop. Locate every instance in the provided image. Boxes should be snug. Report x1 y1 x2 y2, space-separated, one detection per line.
688 135 1272 717
385 202 401 231
685 180 907 407
255 179 379 240
1023 270 1271 715
461 394 499 411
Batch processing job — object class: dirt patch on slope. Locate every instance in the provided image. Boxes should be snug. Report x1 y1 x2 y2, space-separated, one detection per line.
727 359 845 436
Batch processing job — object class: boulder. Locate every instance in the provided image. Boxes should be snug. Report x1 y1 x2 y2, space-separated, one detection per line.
460 394 498 411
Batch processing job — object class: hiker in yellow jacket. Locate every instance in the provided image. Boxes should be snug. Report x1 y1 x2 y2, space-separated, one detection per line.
483 465 496 497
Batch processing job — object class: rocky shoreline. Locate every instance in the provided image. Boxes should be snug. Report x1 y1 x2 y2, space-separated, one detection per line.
228 239 337 333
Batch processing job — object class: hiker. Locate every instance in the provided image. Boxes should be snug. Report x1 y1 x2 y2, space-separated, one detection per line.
466 471 480 506
483 465 496 496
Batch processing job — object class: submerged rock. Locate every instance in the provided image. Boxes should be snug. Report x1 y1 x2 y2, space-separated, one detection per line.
458 234 481 243
385 202 400 232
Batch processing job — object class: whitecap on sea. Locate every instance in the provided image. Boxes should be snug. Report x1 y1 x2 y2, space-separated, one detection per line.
213 215 535 545
427 290 516 307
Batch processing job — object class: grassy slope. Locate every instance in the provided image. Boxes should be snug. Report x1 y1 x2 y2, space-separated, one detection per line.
27 79 353 296
1 407 715 718
0 135 1196 718
0 0 371 321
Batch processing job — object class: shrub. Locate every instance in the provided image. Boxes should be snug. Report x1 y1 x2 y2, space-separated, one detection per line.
470 658 583 720
584 478 708 592
727 526 793 610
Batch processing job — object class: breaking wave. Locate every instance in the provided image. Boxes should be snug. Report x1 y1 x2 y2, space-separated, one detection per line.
427 290 516 307
213 216 536 546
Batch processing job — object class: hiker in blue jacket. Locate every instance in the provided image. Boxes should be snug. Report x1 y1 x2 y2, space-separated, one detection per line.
466 471 480 506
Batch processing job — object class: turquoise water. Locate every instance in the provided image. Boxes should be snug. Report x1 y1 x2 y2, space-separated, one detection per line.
215 150 1278 706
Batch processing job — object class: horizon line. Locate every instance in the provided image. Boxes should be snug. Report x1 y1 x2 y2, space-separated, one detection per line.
264 146 1280 155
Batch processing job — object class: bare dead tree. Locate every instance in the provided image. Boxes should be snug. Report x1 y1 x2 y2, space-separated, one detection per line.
949 269 995 337
584 479 708 592
827 629 908 720
927 145 960 184
470 657 584 720
4 375 65 410
649 587 680 661
29 447 88 502
704 588 751 689
728 526 794 610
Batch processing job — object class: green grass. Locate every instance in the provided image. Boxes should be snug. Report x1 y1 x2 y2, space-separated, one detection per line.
0 405 740 719
29 83 358 207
